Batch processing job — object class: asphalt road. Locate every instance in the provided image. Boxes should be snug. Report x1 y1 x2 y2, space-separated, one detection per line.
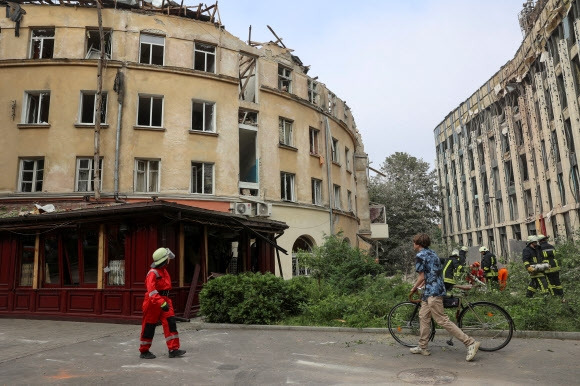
0 318 578 385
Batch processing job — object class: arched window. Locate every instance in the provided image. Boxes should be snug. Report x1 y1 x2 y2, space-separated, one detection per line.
292 235 314 277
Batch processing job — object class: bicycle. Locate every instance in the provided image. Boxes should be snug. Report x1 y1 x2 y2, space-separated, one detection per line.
387 279 514 352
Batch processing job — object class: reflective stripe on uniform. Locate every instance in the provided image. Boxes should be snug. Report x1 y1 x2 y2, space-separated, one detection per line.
148 269 161 278
140 341 152 345
149 290 159 297
166 334 179 342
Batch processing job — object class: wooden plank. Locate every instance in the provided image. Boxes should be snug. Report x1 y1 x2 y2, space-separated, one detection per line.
32 234 39 289
179 224 184 288
182 263 200 319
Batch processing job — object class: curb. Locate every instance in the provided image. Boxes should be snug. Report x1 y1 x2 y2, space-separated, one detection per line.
186 319 580 340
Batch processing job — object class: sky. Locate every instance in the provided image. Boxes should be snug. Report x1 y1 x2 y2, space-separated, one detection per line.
188 0 526 170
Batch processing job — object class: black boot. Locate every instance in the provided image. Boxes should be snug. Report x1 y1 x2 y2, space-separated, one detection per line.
140 351 156 359
168 349 186 358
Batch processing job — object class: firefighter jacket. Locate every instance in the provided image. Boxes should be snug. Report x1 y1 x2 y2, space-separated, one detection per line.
457 250 467 276
441 256 459 286
481 251 498 279
539 242 560 273
144 267 172 309
522 245 545 278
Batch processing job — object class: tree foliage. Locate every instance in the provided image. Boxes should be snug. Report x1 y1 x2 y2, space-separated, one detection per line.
369 152 440 274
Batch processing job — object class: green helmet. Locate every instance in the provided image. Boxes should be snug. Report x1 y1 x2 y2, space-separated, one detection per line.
479 246 488 253
536 234 547 241
151 247 175 268
526 235 538 245
460 246 469 252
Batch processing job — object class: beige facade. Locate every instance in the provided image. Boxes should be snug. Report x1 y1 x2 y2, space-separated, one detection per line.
435 0 580 258
0 2 373 278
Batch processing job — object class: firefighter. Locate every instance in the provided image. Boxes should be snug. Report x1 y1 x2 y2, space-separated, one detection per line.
441 249 460 291
139 247 186 359
457 246 468 277
537 234 563 296
479 246 498 289
522 236 549 298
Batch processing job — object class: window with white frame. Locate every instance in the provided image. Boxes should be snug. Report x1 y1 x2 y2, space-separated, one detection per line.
137 95 163 127
191 101 215 132
331 138 339 163
134 159 160 193
312 178 322 205
347 190 353 212
194 42 216 73
75 157 103 192
18 158 44 192
281 172 295 201
79 91 107 124
308 79 318 104
30 28 54 59
191 162 214 194
278 65 292 92
279 118 293 146
24 91 51 124
345 147 351 171
85 29 112 59
139 34 164 65
333 184 341 209
309 127 319 155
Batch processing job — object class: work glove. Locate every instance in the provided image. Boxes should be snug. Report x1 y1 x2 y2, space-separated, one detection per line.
161 302 169 312
527 266 535 273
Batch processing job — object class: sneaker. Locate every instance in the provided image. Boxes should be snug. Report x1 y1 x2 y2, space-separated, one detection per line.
140 351 156 359
466 341 480 361
168 349 186 358
410 346 431 356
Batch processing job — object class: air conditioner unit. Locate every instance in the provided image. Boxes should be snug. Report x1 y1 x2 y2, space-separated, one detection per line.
234 202 252 215
257 202 272 217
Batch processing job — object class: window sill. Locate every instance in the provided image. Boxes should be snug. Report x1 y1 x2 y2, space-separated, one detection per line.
133 126 166 132
75 123 109 129
188 130 218 137
310 152 321 157
347 169 352 174
279 143 298 152
17 123 50 129
332 161 341 167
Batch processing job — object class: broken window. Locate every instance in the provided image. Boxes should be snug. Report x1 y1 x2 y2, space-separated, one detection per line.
30 28 54 59
514 120 524 146
25 91 50 124
311 178 322 205
557 172 566 204
278 65 292 92
239 110 258 126
191 162 214 194
279 118 293 146
194 42 216 73
309 127 319 155
504 160 515 186
333 184 341 209
331 138 339 163
551 130 561 163
75 157 103 192
547 179 554 209
541 140 549 170
280 172 295 201
508 193 518 221
134 159 159 193
572 166 580 203
191 101 215 132
519 154 529 181
327 92 336 115
18 158 44 193
496 197 504 222
139 33 164 65
85 28 112 59
239 53 257 102
572 56 580 98
524 189 534 217
308 79 318 104
79 91 107 124
564 118 575 154
347 190 353 212
557 74 567 110
137 95 163 127
345 147 351 171
545 86 554 121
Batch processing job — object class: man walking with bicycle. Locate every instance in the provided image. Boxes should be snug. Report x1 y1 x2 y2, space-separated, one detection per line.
410 233 481 361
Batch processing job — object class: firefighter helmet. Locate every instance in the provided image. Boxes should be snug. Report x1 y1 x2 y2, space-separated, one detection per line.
478 246 488 253
151 247 176 268
526 235 538 245
451 249 459 256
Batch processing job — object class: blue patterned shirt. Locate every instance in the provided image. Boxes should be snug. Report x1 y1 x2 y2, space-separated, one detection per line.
415 248 446 300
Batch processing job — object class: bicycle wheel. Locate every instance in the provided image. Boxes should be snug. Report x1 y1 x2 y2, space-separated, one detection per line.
458 301 514 351
388 301 433 347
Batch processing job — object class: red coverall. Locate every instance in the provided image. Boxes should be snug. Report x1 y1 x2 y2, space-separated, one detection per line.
139 267 180 354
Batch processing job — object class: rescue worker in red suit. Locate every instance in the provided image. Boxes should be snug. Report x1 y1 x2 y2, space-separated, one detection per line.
139 247 186 359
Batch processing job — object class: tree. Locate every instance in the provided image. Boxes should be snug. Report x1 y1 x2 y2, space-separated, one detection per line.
369 152 440 274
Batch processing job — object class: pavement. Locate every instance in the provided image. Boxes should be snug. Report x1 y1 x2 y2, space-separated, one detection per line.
0 318 579 385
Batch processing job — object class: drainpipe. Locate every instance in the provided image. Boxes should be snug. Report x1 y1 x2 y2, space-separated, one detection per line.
113 68 125 201
324 116 334 235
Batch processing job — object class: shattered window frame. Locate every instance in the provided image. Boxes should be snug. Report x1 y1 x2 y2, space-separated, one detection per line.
333 184 341 209
280 172 295 202
24 91 51 124
278 65 292 92
279 117 293 146
191 100 215 132
307 79 318 104
134 159 160 193
194 42 216 73
137 94 164 128
327 92 336 115
309 127 319 155
85 28 112 60
331 137 339 163
345 147 351 171
75 157 103 192
191 161 214 194
29 28 55 59
18 157 44 193
139 33 165 66
79 91 108 125
311 178 322 205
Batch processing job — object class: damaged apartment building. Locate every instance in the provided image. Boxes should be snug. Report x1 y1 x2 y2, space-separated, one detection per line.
0 0 377 321
435 0 580 258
